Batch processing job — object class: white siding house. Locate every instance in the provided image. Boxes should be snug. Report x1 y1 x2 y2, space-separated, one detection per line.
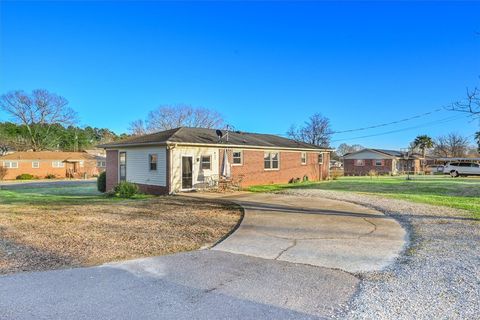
119 146 167 186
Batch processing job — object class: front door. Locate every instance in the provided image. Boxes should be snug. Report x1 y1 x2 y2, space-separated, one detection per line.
181 156 193 189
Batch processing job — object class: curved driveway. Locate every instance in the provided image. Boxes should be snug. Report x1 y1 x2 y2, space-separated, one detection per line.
213 192 406 273
0 192 406 319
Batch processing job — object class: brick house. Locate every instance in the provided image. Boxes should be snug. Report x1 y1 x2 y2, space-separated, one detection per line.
99 127 331 195
343 149 422 176
0 151 106 180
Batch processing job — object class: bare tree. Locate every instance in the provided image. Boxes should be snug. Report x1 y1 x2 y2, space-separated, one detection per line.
0 90 77 151
128 119 147 136
433 133 470 157
451 86 480 118
287 113 331 147
129 104 225 135
335 143 364 157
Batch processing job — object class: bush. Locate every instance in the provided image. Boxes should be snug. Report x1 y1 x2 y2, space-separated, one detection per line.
0 166 7 180
45 173 56 179
368 169 378 178
114 181 139 198
97 171 107 192
16 173 36 180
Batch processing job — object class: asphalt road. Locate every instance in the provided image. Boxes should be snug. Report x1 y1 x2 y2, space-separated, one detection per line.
0 251 358 320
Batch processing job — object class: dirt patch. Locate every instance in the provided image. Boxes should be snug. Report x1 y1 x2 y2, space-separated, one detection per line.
0 196 242 274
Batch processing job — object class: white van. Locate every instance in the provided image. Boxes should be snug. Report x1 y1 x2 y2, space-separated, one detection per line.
443 162 480 177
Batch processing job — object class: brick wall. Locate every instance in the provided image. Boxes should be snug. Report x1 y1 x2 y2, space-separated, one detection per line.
0 160 99 180
106 149 119 191
219 149 330 187
344 159 393 176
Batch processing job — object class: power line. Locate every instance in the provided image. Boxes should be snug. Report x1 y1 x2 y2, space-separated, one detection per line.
330 107 446 134
275 106 450 137
330 114 467 143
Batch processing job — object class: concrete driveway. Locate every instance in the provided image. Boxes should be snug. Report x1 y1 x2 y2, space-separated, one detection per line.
212 193 406 273
0 192 406 319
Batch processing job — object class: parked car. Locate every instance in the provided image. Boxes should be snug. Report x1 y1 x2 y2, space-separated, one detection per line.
425 165 444 174
443 162 480 177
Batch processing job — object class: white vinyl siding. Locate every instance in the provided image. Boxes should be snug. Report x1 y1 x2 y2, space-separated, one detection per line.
121 147 167 186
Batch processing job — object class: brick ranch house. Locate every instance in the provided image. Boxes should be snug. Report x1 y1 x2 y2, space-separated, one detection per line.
0 151 106 180
99 127 332 194
343 148 423 176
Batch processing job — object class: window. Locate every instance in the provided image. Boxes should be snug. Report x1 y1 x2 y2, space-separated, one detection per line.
3 161 18 169
201 155 211 170
119 152 126 181
354 160 365 166
32 161 40 168
264 152 279 170
149 154 158 171
374 160 383 166
97 161 106 167
79 161 84 168
301 152 307 165
232 150 243 165
52 161 65 168
318 153 324 164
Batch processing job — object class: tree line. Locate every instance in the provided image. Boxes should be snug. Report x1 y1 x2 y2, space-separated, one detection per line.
0 90 126 154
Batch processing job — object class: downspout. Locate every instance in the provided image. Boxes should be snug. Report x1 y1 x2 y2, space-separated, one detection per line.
167 143 177 194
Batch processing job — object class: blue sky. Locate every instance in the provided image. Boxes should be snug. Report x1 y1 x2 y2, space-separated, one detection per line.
1 1 479 149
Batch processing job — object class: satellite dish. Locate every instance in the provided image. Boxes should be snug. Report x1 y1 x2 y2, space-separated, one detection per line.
216 129 223 139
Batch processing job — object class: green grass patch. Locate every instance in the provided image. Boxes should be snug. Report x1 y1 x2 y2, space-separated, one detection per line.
248 176 480 219
0 183 151 205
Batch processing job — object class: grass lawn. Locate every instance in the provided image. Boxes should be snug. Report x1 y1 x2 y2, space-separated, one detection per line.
248 176 480 219
0 183 242 274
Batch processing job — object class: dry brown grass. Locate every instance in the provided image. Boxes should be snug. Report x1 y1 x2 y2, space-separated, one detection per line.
0 196 242 274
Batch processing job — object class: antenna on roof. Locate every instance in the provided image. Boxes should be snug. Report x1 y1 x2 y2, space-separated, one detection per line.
225 125 230 142
216 129 223 143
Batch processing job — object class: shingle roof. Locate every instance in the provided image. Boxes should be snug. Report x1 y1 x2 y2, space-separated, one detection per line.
99 127 328 150
371 149 404 157
0 151 97 161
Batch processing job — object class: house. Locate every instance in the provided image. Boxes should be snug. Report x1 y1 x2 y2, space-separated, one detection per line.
99 127 332 194
0 151 106 180
343 148 423 176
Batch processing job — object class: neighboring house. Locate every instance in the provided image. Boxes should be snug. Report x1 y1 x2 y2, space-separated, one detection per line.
0 151 105 180
343 148 422 176
99 127 332 195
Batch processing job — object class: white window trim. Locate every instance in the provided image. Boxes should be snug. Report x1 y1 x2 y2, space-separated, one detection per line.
149 153 158 171
97 161 106 167
52 161 65 168
200 155 212 170
374 160 383 166
232 150 243 166
3 161 18 169
264 151 280 171
32 161 40 169
318 153 324 164
301 152 307 165
354 159 365 166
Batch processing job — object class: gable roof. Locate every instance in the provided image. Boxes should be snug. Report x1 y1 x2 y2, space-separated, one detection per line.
99 127 330 151
0 151 97 161
343 148 423 159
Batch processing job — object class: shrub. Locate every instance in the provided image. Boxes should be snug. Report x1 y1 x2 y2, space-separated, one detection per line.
114 181 139 198
0 166 7 180
45 173 56 179
368 169 378 178
302 175 309 182
331 170 343 180
16 173 36 180
97 171 107 193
